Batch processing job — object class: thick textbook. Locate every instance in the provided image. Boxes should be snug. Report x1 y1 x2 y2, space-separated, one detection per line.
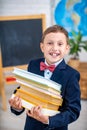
12 68 63 116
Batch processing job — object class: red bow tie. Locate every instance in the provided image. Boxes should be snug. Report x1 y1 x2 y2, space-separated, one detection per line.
40 62 55 72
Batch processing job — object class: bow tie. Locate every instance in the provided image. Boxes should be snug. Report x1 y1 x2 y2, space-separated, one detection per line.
40 62 55 72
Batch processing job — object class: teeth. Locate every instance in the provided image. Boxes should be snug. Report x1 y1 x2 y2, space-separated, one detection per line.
50 52 59 56
52 53 57 56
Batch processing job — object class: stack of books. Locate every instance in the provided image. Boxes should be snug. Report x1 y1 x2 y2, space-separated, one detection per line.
12 68 63 116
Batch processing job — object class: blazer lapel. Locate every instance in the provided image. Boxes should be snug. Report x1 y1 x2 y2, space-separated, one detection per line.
36 58 45 77
50 59 67 84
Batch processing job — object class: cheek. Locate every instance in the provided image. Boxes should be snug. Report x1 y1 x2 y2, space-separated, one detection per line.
60 48 67 54
63 47 69 55
41 46 47 52
40 44 50 54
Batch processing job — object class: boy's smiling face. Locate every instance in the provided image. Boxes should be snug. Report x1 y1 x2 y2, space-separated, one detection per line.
40 32 70 65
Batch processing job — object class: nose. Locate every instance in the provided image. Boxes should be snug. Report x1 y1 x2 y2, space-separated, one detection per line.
52 43 58 51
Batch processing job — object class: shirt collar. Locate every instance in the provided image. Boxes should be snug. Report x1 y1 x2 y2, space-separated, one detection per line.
45 59 63 67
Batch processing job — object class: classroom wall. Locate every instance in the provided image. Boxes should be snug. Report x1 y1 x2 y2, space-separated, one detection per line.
0 0 87 62
0 0 51 27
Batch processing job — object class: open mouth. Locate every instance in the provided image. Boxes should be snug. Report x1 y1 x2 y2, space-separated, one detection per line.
50 52 60 57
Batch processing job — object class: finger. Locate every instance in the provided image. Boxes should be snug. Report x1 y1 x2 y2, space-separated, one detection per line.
11 97 22 108
33 106 42 114
18 101 22 109
14 96 20 102
30 106 36 115
27 110 33 117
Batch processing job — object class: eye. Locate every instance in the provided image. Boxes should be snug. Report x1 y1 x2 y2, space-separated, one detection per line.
58 42 63 46
47 42 53 45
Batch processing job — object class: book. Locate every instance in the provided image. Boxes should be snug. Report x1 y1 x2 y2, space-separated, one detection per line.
13 68 62 92
12 67 63 116
17 84 62 105
16 77 61 97
14 88 60 110
11 94 59 116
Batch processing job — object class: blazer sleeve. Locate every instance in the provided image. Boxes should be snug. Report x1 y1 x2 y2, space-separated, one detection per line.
11 107 25 115
48 71 81 129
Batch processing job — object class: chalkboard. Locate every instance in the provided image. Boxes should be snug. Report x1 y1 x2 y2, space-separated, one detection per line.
0 15 46 67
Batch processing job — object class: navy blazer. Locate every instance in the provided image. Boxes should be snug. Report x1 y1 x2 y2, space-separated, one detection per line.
11 58 81 130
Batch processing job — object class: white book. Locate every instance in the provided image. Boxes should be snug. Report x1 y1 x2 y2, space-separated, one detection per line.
13 67 62 92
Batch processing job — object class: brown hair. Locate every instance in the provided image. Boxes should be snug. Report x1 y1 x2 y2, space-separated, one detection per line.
41 25 69 44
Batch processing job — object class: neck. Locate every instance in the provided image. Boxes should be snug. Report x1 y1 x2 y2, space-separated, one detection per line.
45 59 63 66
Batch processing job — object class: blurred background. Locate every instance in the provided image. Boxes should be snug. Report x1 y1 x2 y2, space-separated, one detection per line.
0 0 87 130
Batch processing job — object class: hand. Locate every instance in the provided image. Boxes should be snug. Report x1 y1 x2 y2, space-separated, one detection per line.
27 105 49 124
9 96 23 110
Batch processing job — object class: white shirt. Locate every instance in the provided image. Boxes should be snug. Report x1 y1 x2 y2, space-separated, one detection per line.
44 59 63 79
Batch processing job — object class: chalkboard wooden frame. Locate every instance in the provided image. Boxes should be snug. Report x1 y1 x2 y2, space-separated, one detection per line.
0 14 46 71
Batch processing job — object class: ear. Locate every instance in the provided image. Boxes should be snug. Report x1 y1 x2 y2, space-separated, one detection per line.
66 44 70 54
40 42 44 53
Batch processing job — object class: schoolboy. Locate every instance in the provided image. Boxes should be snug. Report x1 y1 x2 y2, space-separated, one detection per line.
9 25 81 130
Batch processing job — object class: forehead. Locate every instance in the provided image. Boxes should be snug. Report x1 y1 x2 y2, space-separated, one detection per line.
44 32 67 40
